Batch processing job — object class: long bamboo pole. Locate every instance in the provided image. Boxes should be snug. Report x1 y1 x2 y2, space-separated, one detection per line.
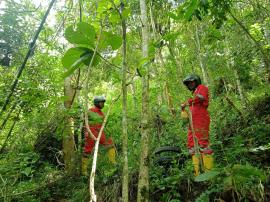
0 0 56 116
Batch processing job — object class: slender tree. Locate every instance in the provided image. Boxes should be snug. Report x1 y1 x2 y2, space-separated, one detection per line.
195 23 209 86
62 76 76 175
137 0 150 201
110 0 129 200
120 2 129 201
224 37 247 107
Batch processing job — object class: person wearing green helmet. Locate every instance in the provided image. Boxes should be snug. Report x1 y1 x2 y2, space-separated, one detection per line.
81 96 116 176
181 74 214 176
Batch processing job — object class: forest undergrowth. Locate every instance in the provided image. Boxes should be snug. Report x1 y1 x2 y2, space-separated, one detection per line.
1 0 270 201
1 93 270 202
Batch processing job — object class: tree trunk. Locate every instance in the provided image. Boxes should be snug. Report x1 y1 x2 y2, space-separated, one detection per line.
131 82 138 112
195 23 209 86
149 6 175 115
225 40 247 107
63 76 76 175
157 51 175 115
234 69 246 107
167 45 184 79
164 83 175 116
137 0 150 201
149 5 163 106
120 2 129 201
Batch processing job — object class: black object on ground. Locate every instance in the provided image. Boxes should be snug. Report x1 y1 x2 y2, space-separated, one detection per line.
153 146 186 174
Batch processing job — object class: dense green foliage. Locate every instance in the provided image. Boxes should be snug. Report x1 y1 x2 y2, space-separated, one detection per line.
1 0 270 201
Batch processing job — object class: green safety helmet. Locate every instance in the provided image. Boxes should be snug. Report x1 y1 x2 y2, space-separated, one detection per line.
183 74 201 89
93 95 106 106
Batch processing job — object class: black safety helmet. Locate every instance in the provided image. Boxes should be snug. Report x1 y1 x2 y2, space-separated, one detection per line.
183 74 201 89
93 95 106 107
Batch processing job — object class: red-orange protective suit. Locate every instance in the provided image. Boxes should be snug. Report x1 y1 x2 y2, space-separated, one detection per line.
187 84 212 154
84 106 113 154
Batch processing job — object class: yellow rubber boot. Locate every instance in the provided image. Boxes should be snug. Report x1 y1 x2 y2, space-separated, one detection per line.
81 156 89 176
202 154 214 172
107 147 116 164
192 155 200 176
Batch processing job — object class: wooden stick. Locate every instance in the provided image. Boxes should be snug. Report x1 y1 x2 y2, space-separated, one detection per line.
89 95 120 202
187 102 204 174
84 112 97 141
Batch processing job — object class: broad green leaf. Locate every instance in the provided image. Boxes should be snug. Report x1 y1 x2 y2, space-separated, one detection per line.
97 0 112 14
62 47 89 68
109 10 121 24
62 53 91 78
81 50 101 67
99 31 122 50
183 0 199 20
62 47 100 78
110 34 122 50
122 7 131 19
65 22 95 47
194 170 220 182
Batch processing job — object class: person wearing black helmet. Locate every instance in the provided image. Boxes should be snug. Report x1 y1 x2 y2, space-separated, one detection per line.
82 96 116 176
182 74 213 176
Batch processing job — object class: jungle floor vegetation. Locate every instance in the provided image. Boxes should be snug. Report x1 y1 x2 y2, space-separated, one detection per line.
1 0 270 201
